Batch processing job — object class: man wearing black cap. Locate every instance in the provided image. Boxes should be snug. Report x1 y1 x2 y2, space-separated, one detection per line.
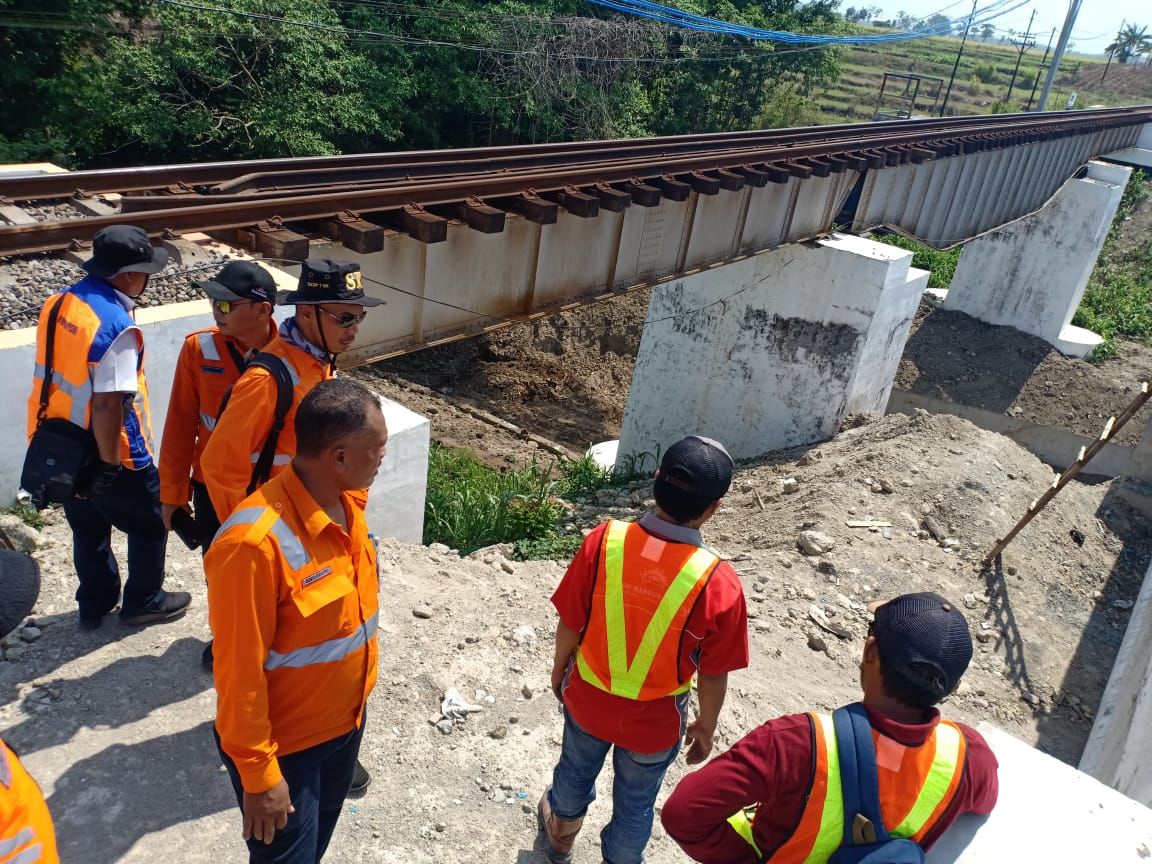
0 551 61 863
199 257 382 795
24 224 190 629
540 436 749 864
662 592 999 863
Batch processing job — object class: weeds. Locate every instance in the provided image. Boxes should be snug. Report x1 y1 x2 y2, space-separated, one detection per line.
0 504 45 530
874 234 962 290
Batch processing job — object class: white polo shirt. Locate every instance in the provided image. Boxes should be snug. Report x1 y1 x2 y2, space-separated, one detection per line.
91 289 141 394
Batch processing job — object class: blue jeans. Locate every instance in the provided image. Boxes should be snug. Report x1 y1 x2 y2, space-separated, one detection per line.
62 462 168 617
215 719 365 864
549 711 680 864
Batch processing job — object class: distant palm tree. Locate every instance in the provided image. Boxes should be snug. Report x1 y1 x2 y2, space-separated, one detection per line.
1106 24 1151 64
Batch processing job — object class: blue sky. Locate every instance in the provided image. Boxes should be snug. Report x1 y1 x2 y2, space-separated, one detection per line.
875 1 1134 55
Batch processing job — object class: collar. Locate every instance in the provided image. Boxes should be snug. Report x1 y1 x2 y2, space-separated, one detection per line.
862 703 942 747
221 317 279 359
638 511 703 547
279 463 352 541
112 288 136 313
76 275 136 312
279 316 330 367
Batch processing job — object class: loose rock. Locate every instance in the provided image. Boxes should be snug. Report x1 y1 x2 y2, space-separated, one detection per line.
797 530 834 556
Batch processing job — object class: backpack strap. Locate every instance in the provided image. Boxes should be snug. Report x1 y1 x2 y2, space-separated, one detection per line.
214 353 294 495
832 703 891 848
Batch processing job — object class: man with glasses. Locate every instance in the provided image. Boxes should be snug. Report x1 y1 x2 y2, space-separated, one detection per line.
158 260 278 669
200 257 382 798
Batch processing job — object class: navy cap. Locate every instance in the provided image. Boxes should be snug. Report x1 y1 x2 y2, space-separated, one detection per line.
195 261 277 304
82 225 169 280
656 435 734 500
871 592 973 700
277 258 384 307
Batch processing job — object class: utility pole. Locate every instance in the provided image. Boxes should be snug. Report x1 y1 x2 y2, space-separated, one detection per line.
1026 28 1057 111
1101 20 1125 84
1036 0 1083 112
940 0 979 117
1007 9 1037 104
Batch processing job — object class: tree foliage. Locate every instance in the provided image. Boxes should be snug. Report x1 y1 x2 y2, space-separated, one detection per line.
0 0 846 167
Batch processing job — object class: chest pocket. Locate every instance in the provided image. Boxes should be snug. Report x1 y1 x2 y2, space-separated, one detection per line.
290 566 356 618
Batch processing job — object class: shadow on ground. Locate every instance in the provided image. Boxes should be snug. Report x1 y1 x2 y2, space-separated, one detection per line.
47 720 232 864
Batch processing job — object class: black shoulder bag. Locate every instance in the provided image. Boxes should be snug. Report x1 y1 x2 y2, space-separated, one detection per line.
20 298 98 509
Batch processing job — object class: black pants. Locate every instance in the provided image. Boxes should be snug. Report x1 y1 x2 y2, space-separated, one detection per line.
215 718 365 864
191 479 221 555
62 463 168 618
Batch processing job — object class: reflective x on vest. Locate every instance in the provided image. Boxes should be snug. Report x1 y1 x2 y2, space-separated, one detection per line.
575 519 719 701
726 712 965 863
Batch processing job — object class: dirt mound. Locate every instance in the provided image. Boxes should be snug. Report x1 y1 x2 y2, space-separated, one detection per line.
2 410 1149 861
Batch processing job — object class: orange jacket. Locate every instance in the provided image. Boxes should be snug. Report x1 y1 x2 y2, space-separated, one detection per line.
199 333 331 520
158 322 276 507
1 738 60 864
205 465 379 794
26 278 153 470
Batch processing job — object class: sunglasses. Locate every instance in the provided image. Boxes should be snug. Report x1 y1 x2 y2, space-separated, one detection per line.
317 306 368 329
212 299 255 315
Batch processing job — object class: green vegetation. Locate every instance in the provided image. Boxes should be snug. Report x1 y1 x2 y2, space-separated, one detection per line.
874 234 961 290
1072 171 1152 361
0 504 46 530
423 443 640 558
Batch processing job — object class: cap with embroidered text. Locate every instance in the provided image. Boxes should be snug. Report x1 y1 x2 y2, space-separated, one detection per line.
194 261 277 304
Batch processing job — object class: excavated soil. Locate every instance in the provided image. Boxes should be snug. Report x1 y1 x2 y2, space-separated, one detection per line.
2 412 1150 863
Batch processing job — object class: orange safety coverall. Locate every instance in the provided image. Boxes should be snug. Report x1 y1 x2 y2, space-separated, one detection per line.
0 738 60 864
198 334 331 521
205 465 379 793
158 322 276 509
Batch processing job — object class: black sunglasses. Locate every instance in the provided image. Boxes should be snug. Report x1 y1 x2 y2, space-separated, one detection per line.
317 306 368 329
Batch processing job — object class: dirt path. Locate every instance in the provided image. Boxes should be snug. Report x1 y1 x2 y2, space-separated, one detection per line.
3 412 1149 862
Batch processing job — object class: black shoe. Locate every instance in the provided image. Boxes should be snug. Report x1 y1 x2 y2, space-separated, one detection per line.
201 641 214 672
119 591 192 626
348 760 370 798
78 607 116 631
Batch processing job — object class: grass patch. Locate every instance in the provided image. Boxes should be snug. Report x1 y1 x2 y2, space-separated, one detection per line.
423 444 640 559
874 234 962 290
1073 170 1152 361
0 503 45 530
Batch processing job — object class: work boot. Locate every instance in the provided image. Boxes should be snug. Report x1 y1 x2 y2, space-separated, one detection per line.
119 590 192 626
539 790 583 864
347 760 371 798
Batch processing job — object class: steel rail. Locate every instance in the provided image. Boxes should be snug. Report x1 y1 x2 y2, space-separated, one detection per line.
1 108 1149 256
3 107 1149 201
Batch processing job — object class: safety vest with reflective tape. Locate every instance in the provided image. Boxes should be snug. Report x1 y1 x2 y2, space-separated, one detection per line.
575 519 720 701
205 465 378 793
0 738 60 864
726 711 966 862
158 322 275 507
25 278 154 470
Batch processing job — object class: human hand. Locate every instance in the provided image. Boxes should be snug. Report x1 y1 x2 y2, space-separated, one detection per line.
242 779 294 844
684 719 715 765
161 504 178 532
551 666 565 702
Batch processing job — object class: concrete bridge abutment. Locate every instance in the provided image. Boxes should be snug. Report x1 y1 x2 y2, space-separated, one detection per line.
615 234 928 467
940 160 1133 358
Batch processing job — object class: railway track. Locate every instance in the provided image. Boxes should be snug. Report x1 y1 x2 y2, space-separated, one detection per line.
2 107 1150 257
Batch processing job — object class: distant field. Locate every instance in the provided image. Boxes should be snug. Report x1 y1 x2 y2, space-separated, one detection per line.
805 32 1152 124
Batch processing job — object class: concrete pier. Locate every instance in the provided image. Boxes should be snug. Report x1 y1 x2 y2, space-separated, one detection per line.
941 160 1133 358
615 234 927 466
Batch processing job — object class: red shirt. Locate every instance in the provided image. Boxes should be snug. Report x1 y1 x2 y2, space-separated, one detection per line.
662 705 1000 863
552 516 749 753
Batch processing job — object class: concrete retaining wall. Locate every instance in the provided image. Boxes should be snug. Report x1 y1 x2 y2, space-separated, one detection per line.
616 234 926 465
1 296 429 543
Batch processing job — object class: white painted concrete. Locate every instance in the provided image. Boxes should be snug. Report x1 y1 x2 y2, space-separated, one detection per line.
1139 122 1152 150
942 160 1132 358
929 723 1152 862
3 285 429 544
616 235 925 465
1080 555 1152 806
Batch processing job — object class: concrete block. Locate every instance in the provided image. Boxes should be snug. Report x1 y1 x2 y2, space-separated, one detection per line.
1138 123 1152 151
930 723 1152 862
367 396 429 545
942 160 1132 355
616 235 922 465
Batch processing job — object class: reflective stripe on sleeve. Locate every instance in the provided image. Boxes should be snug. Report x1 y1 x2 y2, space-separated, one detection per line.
248 452 291 468
197 331 220 361
1 841 42 864
265 613 379 670
0 829 34 858
199 412 217 432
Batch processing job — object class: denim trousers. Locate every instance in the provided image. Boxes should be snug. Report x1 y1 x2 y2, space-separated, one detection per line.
62 462 168 617
215 718 365 864
549 710 680 864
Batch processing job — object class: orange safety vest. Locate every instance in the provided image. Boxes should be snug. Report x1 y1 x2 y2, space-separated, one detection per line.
158 323 275 507
0 739 60 864
206 465 378 793
26 278 154 470
575 519 720 701
727 712 967 862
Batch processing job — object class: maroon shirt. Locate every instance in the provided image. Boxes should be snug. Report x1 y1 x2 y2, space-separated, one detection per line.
662 705 999 863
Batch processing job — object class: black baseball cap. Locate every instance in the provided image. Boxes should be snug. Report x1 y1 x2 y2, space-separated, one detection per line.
0 550 40 640
195 261 277 304
870 592 973 700
82 225 169 280
655 435 734 501
276 258 384 307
